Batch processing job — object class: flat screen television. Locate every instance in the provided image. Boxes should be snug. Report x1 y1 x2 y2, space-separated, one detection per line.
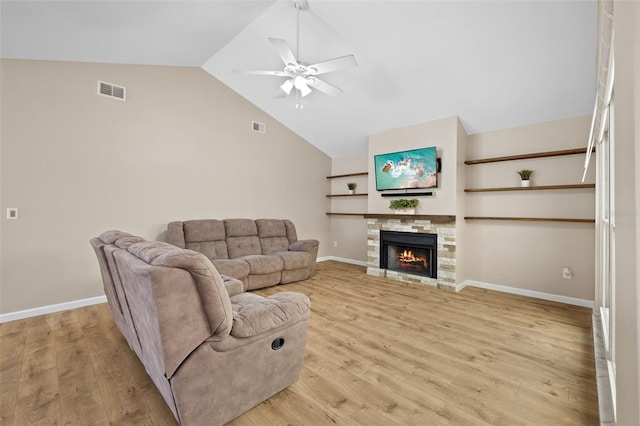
374 146 438 191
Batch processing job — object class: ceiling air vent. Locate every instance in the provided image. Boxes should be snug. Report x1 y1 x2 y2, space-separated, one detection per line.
98 81 126 100
252 121 266 134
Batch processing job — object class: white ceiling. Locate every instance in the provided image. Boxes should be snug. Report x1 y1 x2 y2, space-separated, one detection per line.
1 0 597 158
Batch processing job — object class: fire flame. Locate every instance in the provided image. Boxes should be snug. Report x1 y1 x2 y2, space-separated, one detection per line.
398 249 428 270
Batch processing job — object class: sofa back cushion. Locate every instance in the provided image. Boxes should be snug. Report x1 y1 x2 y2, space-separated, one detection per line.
256 219 290 254
182 220 229 259
224 219 262 258
283 219 298 243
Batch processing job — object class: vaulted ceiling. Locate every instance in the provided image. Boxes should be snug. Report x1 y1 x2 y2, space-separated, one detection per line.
1 0 597 157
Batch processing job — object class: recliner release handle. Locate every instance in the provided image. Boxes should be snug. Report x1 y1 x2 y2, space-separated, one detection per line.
271 337 285 350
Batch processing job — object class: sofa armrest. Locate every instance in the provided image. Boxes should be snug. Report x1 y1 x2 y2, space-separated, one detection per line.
222 276 244 297
289 239 319 254
230 292 310 338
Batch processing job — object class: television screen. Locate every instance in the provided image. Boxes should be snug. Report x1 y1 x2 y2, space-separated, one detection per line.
374 146 438 191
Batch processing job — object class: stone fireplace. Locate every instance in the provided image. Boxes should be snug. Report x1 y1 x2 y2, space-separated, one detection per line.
380 230 437 278
365 214 456 291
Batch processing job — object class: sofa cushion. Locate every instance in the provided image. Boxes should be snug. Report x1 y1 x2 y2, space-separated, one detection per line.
283 219 298 243
230 292 310 337
224 219 258 237
256 219 290 253
184 219 226 242
256 219 286 237
259 236 290 254
274 251 312 270
238 255 284 275
211 259 250 281
185 241 218 260
182 220 229 259
227 236 261 258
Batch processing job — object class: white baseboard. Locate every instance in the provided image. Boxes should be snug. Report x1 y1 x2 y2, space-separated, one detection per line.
459 280 594 308
317 256 368 267
0 295 107 323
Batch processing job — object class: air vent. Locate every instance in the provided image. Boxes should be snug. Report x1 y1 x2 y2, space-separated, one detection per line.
98 81 126 100
252 121 266 134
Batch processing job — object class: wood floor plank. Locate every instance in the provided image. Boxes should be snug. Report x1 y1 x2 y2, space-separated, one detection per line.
54 310 110 425
0 261 598 425
12 316 59 425
236 397 302 426
0 319 29 424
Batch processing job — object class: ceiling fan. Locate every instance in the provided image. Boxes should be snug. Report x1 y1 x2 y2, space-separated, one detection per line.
235 0 357 107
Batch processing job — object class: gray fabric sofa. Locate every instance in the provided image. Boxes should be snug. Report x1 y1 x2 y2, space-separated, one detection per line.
90 231 310 426
167 219 319 290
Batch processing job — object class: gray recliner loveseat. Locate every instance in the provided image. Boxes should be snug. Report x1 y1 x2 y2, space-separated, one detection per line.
90 230 311 425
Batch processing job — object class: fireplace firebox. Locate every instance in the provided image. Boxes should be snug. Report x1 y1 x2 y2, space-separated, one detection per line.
380 231 437 278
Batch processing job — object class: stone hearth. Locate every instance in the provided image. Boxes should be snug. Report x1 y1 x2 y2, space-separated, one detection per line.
365 214 456 291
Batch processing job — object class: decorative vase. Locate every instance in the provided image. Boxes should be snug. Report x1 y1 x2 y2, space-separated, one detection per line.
521 180 530 187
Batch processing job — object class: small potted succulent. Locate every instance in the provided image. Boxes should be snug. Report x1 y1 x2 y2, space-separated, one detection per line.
389 198 419 214
517 169 534 187
347 182 357 194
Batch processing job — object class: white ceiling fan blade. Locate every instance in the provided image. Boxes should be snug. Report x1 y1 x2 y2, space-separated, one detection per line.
306 77 343 96
308 55 357 75
268 37 297 66
234 70 289 77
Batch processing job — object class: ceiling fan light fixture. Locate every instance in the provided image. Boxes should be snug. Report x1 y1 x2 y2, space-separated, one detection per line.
300 86 312 97
294 76 312 97
280 79 294 95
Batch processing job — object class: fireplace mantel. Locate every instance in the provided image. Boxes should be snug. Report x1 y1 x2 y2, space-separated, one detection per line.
364 214 455 223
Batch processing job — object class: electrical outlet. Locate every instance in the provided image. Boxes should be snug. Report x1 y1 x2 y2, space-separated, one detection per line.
333 241 338 247
562 267 573 279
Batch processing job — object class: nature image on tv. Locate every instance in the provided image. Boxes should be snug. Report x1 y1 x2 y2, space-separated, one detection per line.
374 146 437 190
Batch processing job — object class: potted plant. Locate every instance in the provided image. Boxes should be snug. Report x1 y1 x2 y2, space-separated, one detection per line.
389 198 419 214
517 169 534 187
347 182 357 194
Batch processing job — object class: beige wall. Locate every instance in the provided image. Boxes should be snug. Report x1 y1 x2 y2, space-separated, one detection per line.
0 59 331 314
329 153 368 262
611 0 639 423
465 115 595 301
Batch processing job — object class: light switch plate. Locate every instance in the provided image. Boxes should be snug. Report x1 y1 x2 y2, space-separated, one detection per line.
6 208 18 220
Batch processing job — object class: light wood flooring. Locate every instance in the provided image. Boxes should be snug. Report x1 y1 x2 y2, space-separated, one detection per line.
1 261 598 425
